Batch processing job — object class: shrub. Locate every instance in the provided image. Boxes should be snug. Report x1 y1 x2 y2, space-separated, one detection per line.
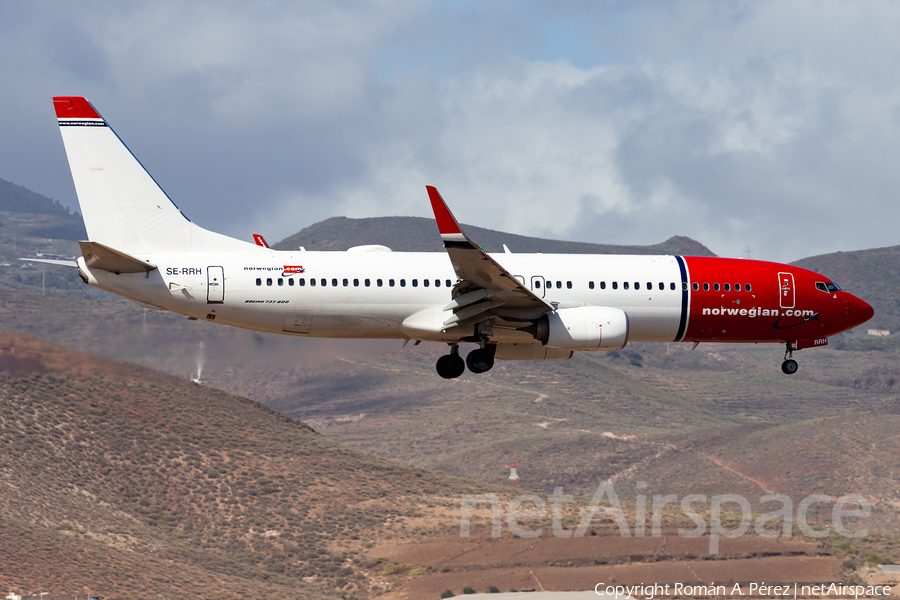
380 562 412 576
463 587 476 595
440 590 455 598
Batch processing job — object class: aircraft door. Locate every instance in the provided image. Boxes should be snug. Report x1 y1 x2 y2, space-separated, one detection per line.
777 272 795 309
207 266 225 303
531 275 546 298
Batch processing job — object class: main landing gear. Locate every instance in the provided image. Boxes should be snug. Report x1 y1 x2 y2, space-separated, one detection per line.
782 343 799 375
436 343 495 379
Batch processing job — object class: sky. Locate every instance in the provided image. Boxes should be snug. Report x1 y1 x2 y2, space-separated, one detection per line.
1 0 899 263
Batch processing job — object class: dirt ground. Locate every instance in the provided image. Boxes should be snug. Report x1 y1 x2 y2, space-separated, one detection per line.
370 531 841 599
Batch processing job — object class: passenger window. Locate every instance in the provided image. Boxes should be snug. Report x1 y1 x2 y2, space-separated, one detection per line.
692 282 699 291
556 281 562 289
377 279 382 287
255 278 261 286
332 278 338 287
413 279 418 287
266 278 272 286
682 282 688 291
353 278 359 287
624 282 630 290
746 283 752 292
400 279 406 287
635 282 640 290
299 278 305 286
446 280 452 287
724 283 730 291
703 283 709 291
288 279 294 286
365 279 370 287
612 282 618 290
714 283 720 291
567 281 572 289
535 281 541 288
600 281 606 290
589 281 594 289
735 283 741 292
672 282 677 291
277 279 283 286
342 278 348 287
658 282 664 291
389 279 395 287
424 279 429 287
435 279 440 287
310 278 316 286
648 282 652 290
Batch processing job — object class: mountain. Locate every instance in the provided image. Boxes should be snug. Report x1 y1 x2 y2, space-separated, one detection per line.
273 215 717 256
0 177 86 240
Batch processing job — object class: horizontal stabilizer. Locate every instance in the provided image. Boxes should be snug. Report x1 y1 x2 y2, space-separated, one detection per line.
18 258 78 268
79 241 157 274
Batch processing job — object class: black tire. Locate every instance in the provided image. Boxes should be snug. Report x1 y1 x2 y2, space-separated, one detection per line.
466 348 495 374
447 354 465 378
781 359 799 375
436 354 466 379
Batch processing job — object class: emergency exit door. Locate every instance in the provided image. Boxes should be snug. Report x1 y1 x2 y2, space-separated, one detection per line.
207 266 224 303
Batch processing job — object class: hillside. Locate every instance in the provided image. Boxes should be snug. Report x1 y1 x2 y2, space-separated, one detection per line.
0 330 491 599
1 331 884 599
272 215 717 256
0 177 86 240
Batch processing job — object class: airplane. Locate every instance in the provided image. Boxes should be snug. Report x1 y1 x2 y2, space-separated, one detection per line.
37 96 874 379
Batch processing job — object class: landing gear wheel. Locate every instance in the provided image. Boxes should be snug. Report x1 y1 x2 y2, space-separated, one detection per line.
466 348 495 374
436 353 465 379
781 359 799 375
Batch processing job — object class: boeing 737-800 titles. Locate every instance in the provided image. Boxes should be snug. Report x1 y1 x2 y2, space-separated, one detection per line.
37 97 874 379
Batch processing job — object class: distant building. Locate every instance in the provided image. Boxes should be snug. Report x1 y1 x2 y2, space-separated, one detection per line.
868 329 890 336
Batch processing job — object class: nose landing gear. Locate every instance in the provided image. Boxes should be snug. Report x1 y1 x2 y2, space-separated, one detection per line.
782 343 799 375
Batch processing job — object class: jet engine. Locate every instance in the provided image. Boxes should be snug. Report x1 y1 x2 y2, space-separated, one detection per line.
529 306 629 351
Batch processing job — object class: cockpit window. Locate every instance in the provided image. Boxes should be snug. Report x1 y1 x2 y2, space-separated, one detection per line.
816 281 843 293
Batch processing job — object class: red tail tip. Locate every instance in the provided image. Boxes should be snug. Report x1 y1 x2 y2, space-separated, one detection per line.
53 96 101 119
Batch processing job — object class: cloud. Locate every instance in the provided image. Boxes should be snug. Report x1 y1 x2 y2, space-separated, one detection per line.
1 1 899 262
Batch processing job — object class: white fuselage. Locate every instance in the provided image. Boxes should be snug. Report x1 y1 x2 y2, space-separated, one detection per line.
81 249 686 343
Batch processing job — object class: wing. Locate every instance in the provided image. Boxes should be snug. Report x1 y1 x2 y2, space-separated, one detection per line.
427 186 551 329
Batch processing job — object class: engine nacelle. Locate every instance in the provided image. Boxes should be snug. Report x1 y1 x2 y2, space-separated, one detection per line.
533 306 629 351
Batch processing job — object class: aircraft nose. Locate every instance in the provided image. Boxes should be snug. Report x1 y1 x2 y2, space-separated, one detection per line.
847 296 874 326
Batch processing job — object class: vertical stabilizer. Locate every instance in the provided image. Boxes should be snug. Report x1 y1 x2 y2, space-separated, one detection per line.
53 97 254 254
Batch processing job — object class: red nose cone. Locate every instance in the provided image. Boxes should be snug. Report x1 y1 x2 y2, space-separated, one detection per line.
850 296 875 327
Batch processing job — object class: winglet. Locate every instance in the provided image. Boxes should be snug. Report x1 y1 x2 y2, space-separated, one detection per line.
426 186 466 242
252 234 270 248
53 96 102 120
